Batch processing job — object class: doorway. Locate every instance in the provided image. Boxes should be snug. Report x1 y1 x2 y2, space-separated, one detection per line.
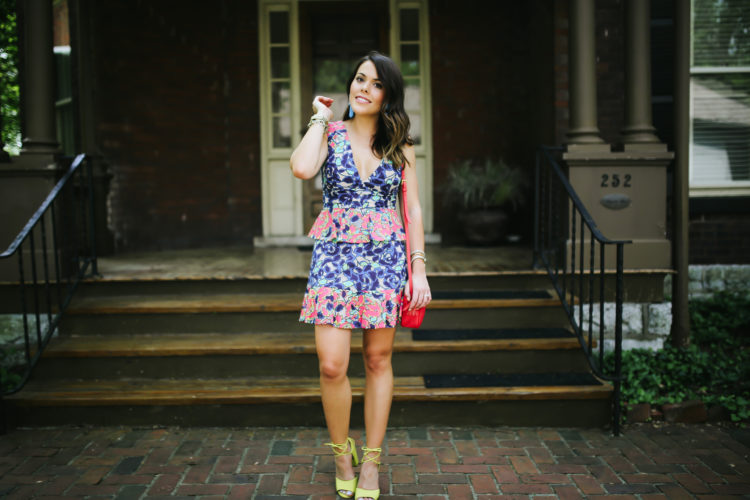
298 1 389 232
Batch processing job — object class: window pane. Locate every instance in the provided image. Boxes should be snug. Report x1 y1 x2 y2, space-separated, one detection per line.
272 81 290 114
271 47 290 78
691 74 750 184
270 11 289 44
273 115 291 148
400 44 420 77
400 9 419 42
692 0 750 67
404 78 421 111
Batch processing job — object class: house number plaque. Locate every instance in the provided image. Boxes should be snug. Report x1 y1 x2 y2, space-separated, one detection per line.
600 173 632 210
600 173 632 188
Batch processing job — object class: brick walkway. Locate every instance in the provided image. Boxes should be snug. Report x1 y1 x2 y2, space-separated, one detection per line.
0 423 749 499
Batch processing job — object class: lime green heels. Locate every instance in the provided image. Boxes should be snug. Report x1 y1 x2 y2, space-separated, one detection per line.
354 446 382 500
325 437 359 498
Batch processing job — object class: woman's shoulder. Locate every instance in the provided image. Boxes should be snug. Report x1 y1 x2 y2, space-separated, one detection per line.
401 141 416 166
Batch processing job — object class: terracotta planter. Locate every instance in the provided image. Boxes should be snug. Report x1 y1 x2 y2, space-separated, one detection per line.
458 209 509 245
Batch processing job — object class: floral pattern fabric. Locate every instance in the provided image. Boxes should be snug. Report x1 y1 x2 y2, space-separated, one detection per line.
300 121 407 329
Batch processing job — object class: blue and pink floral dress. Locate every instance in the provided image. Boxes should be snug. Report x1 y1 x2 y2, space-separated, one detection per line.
299 121 408 329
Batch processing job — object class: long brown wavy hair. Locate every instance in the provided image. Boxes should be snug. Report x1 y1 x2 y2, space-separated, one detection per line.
343 51 414 169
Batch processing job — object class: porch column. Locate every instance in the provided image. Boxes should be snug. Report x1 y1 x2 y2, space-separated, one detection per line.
567 0 605 146
621 0 661 147
670 0 690 347
20 0 59 155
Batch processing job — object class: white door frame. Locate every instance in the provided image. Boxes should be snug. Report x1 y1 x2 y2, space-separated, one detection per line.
256 0 433 246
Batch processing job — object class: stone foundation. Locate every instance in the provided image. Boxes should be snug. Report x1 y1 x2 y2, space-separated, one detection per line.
584 264 750 351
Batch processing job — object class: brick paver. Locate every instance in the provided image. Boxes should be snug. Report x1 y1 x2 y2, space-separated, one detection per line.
0 423 748 498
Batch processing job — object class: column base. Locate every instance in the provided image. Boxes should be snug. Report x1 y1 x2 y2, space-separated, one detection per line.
21 138 61 155
621 142 669 153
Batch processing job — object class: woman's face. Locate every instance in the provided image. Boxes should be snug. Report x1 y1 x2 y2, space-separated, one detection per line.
349 60 385 116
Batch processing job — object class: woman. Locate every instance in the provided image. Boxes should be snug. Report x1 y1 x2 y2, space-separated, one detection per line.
290 51 431 500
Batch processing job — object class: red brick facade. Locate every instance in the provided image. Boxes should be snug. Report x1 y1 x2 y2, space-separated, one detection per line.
81 0 748 264
429 0 556 243
91 1 261 251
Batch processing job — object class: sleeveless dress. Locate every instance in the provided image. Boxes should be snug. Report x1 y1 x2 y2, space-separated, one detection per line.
299 121 408 329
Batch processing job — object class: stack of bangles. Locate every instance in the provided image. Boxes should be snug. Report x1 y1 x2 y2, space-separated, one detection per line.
410 250 426 266
307 113 328 129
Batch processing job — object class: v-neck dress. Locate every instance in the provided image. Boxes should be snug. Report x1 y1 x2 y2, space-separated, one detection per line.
299 121 408 329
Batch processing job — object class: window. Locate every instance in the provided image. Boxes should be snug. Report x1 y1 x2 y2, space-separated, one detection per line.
269 10 292 148
397 7 422 144
690 0 750 195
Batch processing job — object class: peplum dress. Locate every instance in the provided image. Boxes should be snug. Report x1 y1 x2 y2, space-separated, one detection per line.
299 121 408 330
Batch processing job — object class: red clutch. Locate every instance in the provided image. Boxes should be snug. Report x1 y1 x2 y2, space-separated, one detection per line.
400 295 425 328
399 168 426 329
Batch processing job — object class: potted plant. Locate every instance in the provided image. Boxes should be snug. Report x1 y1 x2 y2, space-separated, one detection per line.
441 158 527 245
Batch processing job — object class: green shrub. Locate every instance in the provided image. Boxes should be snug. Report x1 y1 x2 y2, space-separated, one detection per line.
604 291 750 424
0 347 22 393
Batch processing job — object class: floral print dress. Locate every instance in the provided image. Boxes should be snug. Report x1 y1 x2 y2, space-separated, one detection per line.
299 121 408 329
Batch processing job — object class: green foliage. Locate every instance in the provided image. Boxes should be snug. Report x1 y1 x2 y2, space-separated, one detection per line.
0 0 20 154
693 0 750 67
0 346 22 393
605 291 750 424
441 158 527 211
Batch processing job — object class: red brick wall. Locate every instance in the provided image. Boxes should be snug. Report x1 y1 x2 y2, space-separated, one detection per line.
689 214 750 264
553 0 626 145
429 0 556 243
53 0 70 46
91 0 261 251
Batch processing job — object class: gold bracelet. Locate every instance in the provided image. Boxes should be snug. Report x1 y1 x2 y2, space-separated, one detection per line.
411 255 427 265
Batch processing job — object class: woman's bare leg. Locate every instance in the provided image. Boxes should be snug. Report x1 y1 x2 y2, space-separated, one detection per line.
358 327 396 498
315 325 355 495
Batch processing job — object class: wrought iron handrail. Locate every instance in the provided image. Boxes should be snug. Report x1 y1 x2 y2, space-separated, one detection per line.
0 154 97 432
533 145 630 436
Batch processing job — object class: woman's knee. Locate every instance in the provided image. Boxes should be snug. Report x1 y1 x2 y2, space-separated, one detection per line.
362 346 392 375
319 357 348 381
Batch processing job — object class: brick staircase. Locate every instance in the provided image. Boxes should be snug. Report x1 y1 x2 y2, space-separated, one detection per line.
5 272 613 428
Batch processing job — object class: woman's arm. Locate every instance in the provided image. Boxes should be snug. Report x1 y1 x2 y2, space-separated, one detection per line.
290 96 333 180
402 144 431 310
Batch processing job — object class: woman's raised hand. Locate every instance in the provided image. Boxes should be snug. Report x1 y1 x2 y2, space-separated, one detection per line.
313 96 334 121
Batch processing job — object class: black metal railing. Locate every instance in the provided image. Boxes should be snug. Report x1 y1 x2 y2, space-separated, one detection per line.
0 154 97 432
533 146 630 436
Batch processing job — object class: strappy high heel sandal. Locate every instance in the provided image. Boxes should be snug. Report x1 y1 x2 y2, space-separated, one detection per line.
325 437 359 499
354 446 381 500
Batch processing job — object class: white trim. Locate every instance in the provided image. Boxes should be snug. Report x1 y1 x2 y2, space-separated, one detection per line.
690 184 750 197
690 66 750 74
258 0 302 237
389 0 434 232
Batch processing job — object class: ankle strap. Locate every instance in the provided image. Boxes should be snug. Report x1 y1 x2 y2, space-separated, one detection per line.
361 446 382 466
325 437 353 457
325 436 359 466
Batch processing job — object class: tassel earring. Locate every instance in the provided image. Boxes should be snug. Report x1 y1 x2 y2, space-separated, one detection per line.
348 104 354 118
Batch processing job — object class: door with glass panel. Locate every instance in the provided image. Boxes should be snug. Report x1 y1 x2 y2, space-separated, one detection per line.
258 0 432 240
298 1 389 232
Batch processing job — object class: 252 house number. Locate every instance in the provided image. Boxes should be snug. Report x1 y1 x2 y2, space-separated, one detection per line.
601 173 632 188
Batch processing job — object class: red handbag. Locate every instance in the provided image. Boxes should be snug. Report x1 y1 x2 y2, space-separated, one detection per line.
399 167 426 328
